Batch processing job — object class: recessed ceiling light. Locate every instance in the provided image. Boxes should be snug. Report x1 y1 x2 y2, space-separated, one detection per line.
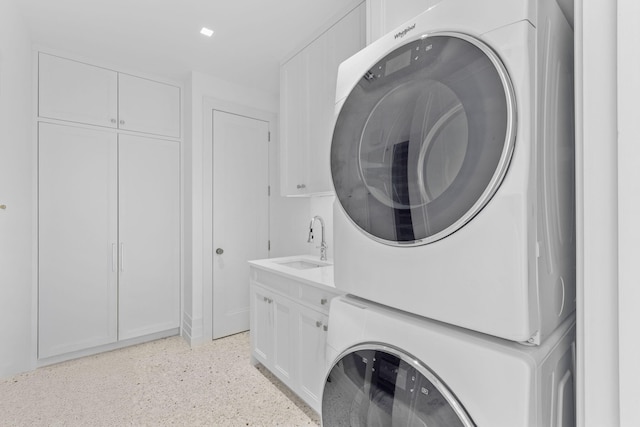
200 27 214 37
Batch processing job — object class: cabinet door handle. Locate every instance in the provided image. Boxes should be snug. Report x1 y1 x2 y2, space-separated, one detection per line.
264 297 268 302
119 119 125 125
111 244 117 272
320 298 328 305
323 325 328 331
296 184 306 189
120 243 124 272
110 118 116 124
315 321 322 328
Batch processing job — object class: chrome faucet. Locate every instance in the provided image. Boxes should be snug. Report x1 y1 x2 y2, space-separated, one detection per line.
308 215 327 261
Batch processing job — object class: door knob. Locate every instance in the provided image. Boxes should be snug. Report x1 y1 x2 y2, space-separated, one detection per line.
216 248 224 255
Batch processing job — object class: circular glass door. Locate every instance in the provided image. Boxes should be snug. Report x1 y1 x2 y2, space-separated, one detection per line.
331 32 516 245
322 345 475 426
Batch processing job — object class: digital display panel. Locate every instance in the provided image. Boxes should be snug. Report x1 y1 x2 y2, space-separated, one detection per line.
385 50 412 76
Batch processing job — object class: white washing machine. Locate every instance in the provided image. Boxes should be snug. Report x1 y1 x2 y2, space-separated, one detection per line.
330 0 575 344
322 296 576 426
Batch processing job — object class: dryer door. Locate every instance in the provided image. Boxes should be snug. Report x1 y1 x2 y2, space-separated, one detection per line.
322 345 475 426
331 33 516 245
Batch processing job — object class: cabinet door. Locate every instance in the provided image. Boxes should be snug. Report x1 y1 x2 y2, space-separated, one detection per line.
307 4 366 194
296 308 329 412
251 285 273 366
272 295 296 384
279 3 366 196
305 31 331 194
38 123 118 358
38 53 118 128
118 134 180 340
118 74 181 138
280 50 310 195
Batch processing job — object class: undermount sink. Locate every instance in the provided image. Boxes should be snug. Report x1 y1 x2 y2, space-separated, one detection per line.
278 259 330 270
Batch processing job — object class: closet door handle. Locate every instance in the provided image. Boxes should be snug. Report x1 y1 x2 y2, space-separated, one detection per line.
112 244 117 272
120 243 124 272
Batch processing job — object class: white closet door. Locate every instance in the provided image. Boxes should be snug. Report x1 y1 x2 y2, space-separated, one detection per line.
38 53 118 128
118 74 181 138
118 134 180 340
38 123 118 359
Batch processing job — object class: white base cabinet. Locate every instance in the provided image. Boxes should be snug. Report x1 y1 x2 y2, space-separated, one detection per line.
249 262 342 413
296 307 330 407
251 285 295 384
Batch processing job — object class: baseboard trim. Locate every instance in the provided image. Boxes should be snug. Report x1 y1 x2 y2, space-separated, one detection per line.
182 312 205 346
36 328 180 368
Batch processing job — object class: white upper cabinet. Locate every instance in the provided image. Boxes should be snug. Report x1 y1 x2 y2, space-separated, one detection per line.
367 0 432 42
39 53 118 128
280 2 366 196
118 74 180 138
38 53 180 138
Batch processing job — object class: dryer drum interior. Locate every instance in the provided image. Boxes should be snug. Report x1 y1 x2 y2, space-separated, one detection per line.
322 344 475 426
331 32 516 246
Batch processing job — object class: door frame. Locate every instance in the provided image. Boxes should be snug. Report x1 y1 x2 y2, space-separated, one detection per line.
202 97 275 342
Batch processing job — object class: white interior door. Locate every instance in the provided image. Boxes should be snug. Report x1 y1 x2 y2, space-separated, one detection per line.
213 110 269 339
38 122 118 358
118 134 180 340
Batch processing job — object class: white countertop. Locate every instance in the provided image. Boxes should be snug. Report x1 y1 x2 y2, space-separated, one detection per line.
248 254 335 289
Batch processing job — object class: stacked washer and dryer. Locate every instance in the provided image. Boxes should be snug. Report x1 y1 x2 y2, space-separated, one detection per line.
322 0 576 425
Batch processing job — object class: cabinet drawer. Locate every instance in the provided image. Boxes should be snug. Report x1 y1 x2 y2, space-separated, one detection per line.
299 285 340 313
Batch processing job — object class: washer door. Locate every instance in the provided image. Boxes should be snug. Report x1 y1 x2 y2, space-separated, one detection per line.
331 33 516 245
322 345 475 426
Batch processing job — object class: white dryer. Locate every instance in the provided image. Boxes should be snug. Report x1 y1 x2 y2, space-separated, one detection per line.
330 0 575 344
321 296 576 427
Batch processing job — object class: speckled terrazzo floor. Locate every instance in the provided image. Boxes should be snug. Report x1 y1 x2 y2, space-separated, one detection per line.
0 333 320 426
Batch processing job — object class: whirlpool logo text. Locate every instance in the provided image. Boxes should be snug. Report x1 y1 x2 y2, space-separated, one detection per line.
394 24 416 39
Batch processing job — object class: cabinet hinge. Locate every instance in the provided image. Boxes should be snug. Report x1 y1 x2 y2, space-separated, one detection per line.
268 240 271 251
268 185 271 196
268 131 271 142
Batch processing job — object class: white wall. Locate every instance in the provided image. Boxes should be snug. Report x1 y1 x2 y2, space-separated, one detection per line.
0 0 33 379
617 1 640 425
575 0 621 424
184 71 310 344
308 195 335 260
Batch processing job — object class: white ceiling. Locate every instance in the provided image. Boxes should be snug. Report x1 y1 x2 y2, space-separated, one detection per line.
16 0 354 95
